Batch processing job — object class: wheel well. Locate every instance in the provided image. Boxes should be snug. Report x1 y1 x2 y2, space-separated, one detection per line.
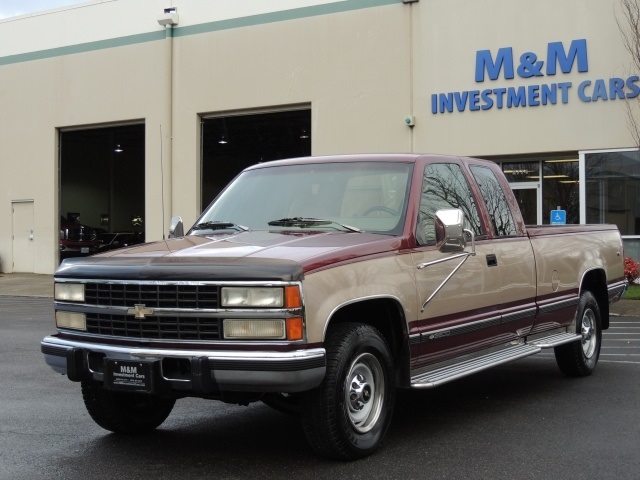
581 269 609 330
326 299 408 382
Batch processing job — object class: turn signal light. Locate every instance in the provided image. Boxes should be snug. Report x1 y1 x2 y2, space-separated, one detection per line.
286 317 304 341
284 285 302 309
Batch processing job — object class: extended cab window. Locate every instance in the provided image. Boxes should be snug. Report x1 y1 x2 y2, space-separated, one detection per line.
470 165 518 237
417 163 483 245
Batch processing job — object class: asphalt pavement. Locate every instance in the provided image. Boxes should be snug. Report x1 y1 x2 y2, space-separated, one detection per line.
1 275 639 479
1 295 639 479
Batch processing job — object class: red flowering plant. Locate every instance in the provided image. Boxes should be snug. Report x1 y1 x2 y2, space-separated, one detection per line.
624 257 639 284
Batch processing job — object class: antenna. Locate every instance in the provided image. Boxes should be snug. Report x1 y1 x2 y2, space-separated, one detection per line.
160 124 166 239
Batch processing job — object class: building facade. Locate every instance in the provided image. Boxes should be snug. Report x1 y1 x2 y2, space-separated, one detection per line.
1 0 639 274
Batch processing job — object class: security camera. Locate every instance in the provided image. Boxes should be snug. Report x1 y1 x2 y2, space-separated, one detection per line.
157 7 178 26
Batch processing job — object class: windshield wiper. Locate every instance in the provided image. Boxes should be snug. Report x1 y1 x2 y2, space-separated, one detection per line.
191 221 249 232
267 217 363 233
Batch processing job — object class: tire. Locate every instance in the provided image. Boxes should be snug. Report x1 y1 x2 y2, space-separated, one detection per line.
81 379 176 434
300 323 395 460
261 393 301 416
554 290 602 377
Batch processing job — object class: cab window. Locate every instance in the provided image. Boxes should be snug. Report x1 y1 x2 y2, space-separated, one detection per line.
470 165 518 237
417 163 484 245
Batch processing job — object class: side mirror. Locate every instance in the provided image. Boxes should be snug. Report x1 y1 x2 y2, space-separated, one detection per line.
434 209 467 252
169 216 184 238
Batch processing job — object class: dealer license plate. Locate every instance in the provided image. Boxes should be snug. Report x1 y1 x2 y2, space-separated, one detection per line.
105 360 154 392
81 247 89 254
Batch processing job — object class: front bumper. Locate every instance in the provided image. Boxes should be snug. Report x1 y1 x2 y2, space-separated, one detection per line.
41 336 326 394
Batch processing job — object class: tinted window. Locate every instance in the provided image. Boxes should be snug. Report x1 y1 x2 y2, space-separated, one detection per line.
470 165 518 236
417 163 483 245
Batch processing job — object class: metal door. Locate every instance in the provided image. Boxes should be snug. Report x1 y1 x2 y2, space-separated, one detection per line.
12 201 34 273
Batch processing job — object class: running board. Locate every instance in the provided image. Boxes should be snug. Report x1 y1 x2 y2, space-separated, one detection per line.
411 344 540 389
527 332 581 349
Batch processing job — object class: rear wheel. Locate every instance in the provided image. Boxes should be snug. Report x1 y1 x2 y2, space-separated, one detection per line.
300 323 395 460
81 379 175 433
554 291 602 376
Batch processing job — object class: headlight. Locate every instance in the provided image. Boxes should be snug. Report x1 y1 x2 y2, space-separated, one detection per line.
222 318 304 341
55 311 86 331
223 319 286 339
221 287 284 308
54 283 85 302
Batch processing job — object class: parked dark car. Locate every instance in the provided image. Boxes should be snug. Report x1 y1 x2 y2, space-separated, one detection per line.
98 232 144 251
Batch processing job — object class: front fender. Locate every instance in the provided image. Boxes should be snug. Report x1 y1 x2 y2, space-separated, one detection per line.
302 253 417 343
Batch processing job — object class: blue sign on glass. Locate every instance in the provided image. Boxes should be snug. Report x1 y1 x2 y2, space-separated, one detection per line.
551 210 566 225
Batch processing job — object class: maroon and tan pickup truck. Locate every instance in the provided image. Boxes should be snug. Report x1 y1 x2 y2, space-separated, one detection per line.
42 154 626 459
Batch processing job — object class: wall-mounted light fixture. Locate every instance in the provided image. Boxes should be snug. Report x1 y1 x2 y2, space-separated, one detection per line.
157 7 179 26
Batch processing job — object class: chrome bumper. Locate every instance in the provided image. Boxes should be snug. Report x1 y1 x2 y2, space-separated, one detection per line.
41 336 326 394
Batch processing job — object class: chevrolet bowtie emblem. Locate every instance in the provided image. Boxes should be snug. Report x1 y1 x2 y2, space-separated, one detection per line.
127 304 154 319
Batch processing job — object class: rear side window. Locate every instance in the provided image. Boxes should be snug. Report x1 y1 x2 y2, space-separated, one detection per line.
417 163 483 245
470 165 518 237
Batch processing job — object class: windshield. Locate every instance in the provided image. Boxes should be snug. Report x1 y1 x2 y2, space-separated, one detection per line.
196 161 413 235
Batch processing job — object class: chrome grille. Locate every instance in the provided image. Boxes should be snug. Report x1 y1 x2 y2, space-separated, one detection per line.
84 283 219 309
65 228 96 242
86 313 222 340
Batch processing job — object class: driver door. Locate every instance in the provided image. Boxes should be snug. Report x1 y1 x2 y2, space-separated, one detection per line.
410 161 506 368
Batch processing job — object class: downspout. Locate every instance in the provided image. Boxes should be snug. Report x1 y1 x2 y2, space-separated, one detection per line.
158 8 178 239
163 23 173 239
404 0 418 153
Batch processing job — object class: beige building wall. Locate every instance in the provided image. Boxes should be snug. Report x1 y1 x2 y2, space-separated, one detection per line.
171 4 412 223
0 0 637 273
0 40 170 273
414 0 638 156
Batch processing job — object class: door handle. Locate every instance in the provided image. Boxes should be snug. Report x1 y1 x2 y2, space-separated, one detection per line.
29 229 34 241
486 254 497 267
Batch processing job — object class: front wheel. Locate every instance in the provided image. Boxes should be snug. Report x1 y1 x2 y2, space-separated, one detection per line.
81 379 176 434
300 323 395 460
554 290 602 376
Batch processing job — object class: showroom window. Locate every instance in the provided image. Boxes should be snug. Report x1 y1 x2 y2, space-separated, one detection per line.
584 149 640 258
495 155 579 226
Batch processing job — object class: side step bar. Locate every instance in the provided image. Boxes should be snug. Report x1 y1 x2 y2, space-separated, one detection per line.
527 332 581 348
411 344 540 389
410 331 581 389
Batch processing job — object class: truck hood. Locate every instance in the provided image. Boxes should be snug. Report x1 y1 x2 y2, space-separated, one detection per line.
55 230 406 281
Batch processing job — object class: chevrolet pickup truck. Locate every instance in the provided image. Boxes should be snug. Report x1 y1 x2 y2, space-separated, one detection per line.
42 154 626 459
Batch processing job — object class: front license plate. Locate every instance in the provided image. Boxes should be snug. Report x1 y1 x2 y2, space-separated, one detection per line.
81 247 89 254
105 360 153 392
